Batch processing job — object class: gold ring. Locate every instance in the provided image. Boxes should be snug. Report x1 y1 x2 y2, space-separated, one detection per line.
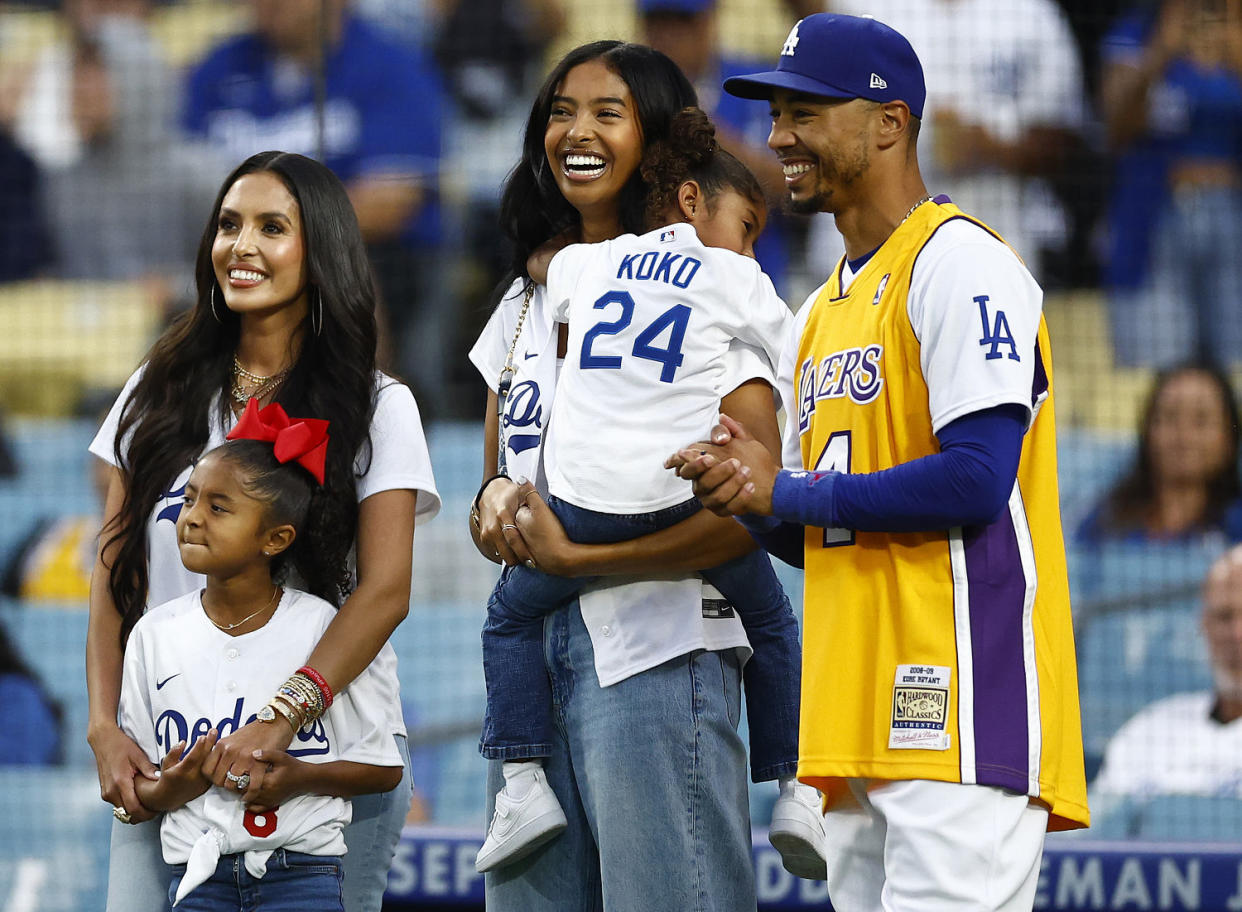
525 558 537 570
112 806 134 824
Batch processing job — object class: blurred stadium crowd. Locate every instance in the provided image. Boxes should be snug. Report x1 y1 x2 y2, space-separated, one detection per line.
1 0 1241 905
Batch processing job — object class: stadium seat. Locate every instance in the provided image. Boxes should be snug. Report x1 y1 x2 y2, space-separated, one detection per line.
0 281 161 416
1132 794 1242 843
1077 600 1213 773
0 767 111 912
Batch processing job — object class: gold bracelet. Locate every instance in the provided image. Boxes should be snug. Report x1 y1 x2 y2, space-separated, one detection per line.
281 675 324 728
267 697 301 731
273 695 306 730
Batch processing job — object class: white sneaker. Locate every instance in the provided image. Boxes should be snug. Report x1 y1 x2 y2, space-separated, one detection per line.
475 767 568 873
769 781 827 880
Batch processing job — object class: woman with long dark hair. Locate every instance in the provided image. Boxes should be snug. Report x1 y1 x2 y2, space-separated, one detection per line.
468 42 807 909
86 151 440 912
1080 362 1242 543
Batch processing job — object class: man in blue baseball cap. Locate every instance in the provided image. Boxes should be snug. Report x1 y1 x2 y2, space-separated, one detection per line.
722 13 927 223
669 12 1090 911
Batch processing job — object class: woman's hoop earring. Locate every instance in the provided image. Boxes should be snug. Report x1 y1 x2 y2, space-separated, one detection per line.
312 287 323 337
210 286 223 324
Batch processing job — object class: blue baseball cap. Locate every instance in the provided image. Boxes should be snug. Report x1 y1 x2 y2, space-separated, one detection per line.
723 13 926 119
638 0 714 13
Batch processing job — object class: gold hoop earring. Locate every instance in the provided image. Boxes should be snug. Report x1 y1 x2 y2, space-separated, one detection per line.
312 287 323 337
210 286 223 324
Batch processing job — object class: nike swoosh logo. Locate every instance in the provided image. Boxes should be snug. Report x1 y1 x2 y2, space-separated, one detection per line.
156 673 181 690
523 352 537 360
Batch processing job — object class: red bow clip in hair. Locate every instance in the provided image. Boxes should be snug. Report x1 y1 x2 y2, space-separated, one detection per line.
226 398 330 485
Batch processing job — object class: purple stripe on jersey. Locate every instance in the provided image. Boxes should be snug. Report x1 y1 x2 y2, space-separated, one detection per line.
1032 340 1049 403
963 513 1031 793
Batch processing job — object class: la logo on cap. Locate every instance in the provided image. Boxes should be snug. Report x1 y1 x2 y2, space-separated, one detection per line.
870 73 887 89
781 20 801 56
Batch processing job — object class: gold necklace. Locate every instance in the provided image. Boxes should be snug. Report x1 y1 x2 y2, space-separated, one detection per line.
204 586 281 632
231 355 289 406
901 195 933 225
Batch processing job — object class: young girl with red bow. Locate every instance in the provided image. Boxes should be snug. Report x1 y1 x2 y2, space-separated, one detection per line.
117 402 404 911
88 152 439 912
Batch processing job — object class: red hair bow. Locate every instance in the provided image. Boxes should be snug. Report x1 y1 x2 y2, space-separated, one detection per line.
226 398 330 485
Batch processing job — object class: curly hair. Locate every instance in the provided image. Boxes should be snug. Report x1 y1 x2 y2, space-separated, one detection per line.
640 107 764 229
105 152 378 645
207 440 351 595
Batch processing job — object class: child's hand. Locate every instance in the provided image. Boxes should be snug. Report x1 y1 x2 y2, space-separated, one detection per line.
137 729 218 812
526 230 575 285
241 748 305 813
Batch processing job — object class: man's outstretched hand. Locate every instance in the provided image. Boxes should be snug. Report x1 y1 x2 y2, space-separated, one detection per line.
665 414 779 517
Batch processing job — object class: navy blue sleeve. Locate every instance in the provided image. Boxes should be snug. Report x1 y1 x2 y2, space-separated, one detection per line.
736 514 805 568
770 404 1028 532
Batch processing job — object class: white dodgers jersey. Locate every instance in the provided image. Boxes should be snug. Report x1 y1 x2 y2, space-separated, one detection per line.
118 589 401 900
544 223 790 513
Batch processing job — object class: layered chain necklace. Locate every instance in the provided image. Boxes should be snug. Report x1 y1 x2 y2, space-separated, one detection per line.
901 195 933 225
231 355 289 408
204 586 281 632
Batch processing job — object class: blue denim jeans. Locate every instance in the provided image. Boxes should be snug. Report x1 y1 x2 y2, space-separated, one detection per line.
1110 185 1242 368
105 733 410 912
342 733 412 912
169 850 343 911
480 495 800 781
484 604 757 911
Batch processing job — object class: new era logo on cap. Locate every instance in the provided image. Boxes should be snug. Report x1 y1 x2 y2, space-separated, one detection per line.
723 13 926 119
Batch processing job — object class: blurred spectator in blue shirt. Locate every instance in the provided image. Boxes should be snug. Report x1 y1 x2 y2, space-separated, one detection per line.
639 0 798 296
0 129 50 282
183 0 447 410
0 622 61 766
2 0 219 302
1101 0 1242 368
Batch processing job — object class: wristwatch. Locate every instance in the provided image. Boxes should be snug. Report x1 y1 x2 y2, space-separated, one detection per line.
256 704 277 723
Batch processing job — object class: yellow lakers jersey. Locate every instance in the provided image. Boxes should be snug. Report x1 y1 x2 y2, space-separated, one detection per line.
794 200 1089 831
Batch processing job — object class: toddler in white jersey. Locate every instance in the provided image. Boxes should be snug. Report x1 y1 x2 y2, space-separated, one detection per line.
117 402 403 910
477 107 823 877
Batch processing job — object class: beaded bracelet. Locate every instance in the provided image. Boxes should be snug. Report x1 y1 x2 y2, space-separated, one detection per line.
297 665 334 710
284 677 323 723
276 687 312 726
273 673 325 732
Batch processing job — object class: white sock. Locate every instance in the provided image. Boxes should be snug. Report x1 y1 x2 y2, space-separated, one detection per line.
501 760 542 799
778 775 798 795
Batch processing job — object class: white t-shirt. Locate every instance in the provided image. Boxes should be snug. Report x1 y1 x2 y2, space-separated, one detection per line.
1092 692 1242 798
91 369 441 735
544 224 791 513
782 219 1042 468
808 0 1086 277
470 277 757 686
118 589 401 904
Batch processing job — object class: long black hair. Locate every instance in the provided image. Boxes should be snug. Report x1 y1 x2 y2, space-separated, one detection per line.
106 151 378 645
497 40 698 284
1101 362 1242 533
